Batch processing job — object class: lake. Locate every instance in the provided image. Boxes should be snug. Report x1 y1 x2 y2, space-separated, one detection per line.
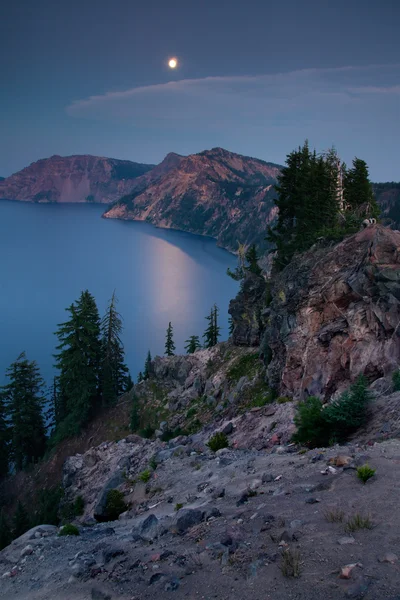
0 201 239 386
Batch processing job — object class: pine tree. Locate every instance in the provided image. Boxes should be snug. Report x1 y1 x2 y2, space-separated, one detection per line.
0 509 12 550
1 353 46 471
203 305 221 348
100 292 129 405
344 157 379 217
125 374 134 391
54 290 102 435
0 392 9 479
12 501 30 539
165 322 176 356
184 335 201 354
245 244 262 276
143 351 152 380
137 371 144 383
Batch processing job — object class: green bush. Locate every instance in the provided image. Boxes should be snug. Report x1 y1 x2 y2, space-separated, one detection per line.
207 432 229 452
175 503 183 511
58 523 80 536
292 396 328 448
139 470 151 483
393 370 400 392
104 489 127 521
186 407 197 419
293 376 371 448
357 464 376 484
227 353 261 382
277 396 292 404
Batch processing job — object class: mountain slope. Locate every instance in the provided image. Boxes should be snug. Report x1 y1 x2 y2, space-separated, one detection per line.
104 147 282 252
373 182 400 227
0 155 155 204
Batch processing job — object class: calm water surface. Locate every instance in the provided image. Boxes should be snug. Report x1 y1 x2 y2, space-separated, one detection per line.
0 202 239 385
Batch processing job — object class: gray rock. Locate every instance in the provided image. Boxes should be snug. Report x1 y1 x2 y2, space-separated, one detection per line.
93 472 126 521
164 577 180 591
91 589 112 600
20 545 34 557
338 536 356 545
102 544 126 564
173 509 204 534
345 576 369 598
262 473 274 483
221 422 233 435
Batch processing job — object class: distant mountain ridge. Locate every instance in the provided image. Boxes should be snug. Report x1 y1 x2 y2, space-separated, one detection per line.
0 155 155 204
104 147 282 252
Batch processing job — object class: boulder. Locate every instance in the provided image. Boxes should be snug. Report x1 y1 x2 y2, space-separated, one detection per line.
172 509 204 534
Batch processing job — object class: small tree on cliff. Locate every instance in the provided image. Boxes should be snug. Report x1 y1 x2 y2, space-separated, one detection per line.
203 305 221 348
185 335 201 354
0 392 9 479
100 291 129 405
143 351 152 380
343 157 379 217
165 322 176 356
1 352 46 471
245 244 262 276
54 290 102 435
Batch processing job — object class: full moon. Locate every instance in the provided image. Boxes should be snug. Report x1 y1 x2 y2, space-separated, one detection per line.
168 58 177 69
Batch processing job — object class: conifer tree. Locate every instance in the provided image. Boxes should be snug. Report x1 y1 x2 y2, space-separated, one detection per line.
143 351 152 380
203 305 221 348
12 501 30 539
184 335 201 354
137 371 144 383
125 374 134 392
165 322 176 356
1 353 46 471
0 509 12 550
100 292 129 405
344 157 379 217
54 291 102 434
228 316 234 336
130 392 140 432
245 244 262 276
0 393 9 479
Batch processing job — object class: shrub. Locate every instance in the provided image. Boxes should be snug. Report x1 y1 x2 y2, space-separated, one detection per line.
139 470 151 483
207 432 229 452
104 489 127 521
186 407 197 419
277 396 292 404
345 513 373 532
227 353 261 382
281 548 302 577
175 503 183 511
356 464 376 484
393 369 400 392
324 508 344 523
292 396 328 448
149 456 157 471
293 376 371 448
59 523 80 536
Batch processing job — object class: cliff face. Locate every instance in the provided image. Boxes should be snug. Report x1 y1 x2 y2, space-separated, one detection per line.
104 147 281 252
0 155 155 204
262 225 400 400
373 182 400 228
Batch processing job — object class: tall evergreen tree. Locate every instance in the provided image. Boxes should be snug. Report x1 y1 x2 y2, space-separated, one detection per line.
184 335 201 354
1 353 46 471
203 305 221 348
143 351 152 380
0 393 9 479
228 316 234 336
125 374 134 392
0 509 12 550
100 292 129 405
165 322 176 356
344 157 379 217
54 290 102 435
12 501 30 539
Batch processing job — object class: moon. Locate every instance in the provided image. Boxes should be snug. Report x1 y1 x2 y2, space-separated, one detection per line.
168 58 178 69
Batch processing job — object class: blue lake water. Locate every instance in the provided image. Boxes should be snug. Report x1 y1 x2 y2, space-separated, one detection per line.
0 201 239 386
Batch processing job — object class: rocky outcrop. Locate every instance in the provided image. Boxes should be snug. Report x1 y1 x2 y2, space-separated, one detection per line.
373 182 400 229
104 147 281 252
263 225 400 399
0 155 155 204
229 273 267 346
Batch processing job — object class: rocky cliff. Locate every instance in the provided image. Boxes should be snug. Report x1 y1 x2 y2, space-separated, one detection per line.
104 147 281 252
373 182 400 228
261 225 400 399
0 155 155 204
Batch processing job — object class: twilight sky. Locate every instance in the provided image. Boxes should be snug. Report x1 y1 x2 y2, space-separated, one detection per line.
1 0 399 180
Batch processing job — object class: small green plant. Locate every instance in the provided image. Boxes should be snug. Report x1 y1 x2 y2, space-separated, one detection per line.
227 353 261 382
149 456 157 471
207 432 229 452
356 464 376 484
248 489 258 498
58 523 80 536
281 548 302 577
392 369 400 391
74 495 85 516
105 489 127 521
324 508 344 523
139 469 151 483
175 503 183 511
186 407 197 419
345 513 373 532
277 396 292 404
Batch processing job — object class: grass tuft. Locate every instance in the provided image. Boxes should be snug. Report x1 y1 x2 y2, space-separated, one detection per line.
356 464 376 484
345 513 373 532
281 548 302 577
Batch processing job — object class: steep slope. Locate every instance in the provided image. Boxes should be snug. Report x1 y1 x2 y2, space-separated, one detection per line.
104 147 281 252
0 155 155 204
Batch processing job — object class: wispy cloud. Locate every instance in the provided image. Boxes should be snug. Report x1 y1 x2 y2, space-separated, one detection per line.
67 63 400 127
